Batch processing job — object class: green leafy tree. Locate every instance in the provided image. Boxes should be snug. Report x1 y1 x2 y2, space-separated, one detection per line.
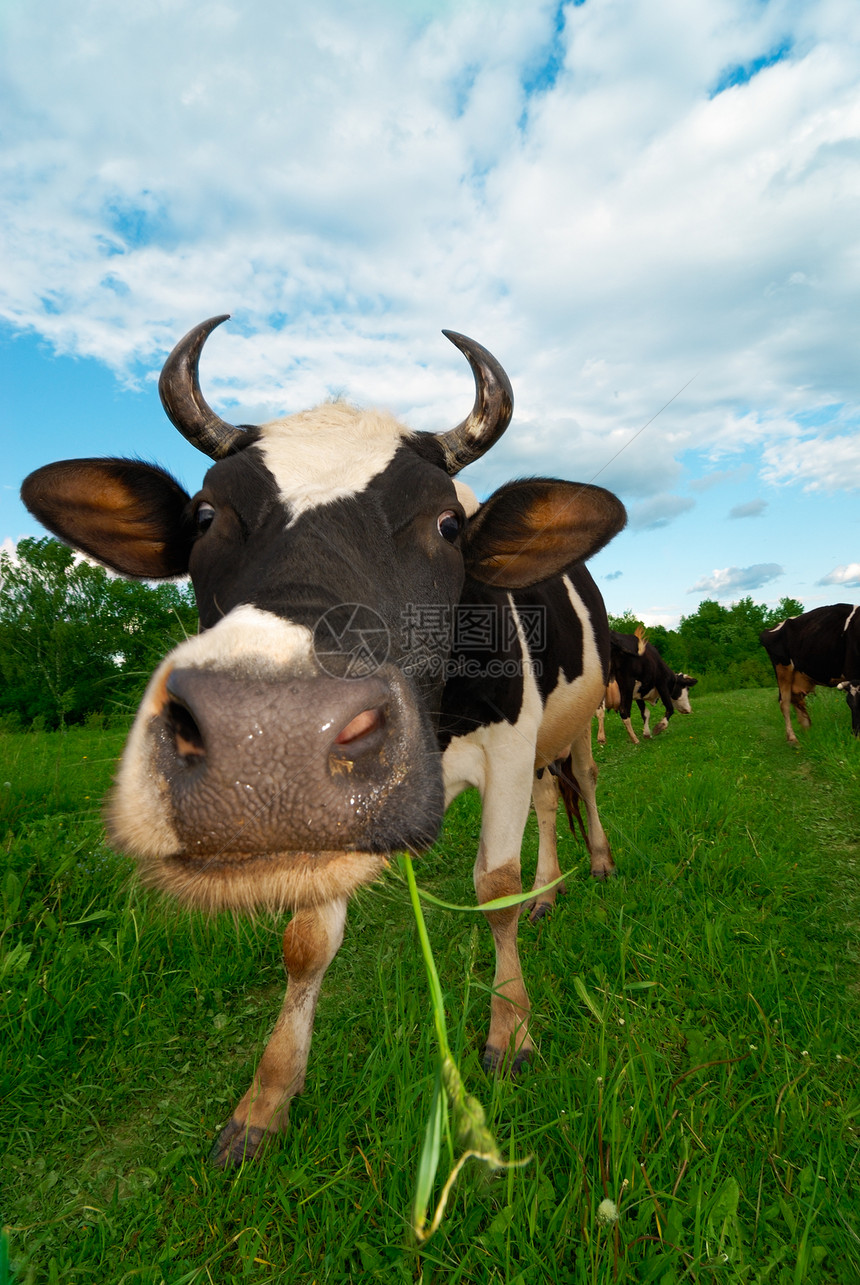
607 610 644 634
0 537 197 727
764 596 804 628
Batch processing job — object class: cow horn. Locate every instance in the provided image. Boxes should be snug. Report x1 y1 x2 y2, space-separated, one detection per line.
158 315 248 459
434 331 514 475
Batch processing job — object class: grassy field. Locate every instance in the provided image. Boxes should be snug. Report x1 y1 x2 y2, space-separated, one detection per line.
2 687 859 1283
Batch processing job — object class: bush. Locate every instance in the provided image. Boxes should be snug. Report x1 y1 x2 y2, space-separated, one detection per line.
0 537 197 727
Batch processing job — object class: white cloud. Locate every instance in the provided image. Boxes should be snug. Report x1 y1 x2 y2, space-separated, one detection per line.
689 464 752 492
818 563 860 587
628 494 696 530
688 563 784 594
729 498 767 518
0 0 859 511
761 430 860 492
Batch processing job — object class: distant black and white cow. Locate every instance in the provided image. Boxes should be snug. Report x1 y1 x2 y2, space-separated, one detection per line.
759 604 860 743
595 629 696 744
22 317 626 1166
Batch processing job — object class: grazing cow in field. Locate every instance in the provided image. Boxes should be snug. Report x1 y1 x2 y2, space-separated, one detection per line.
595 629 696 744
22 316 625 1166
759 604 860 743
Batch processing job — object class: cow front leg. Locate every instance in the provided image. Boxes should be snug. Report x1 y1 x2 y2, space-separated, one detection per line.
474 767 535 1074
637 699 653 737
621 715 640 743
477 852 532 1073
526 767 566 922
649 678 675 736
567 727 615 879
211 897 347 1167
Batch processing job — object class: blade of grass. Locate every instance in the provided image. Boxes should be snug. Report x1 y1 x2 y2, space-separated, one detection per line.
399 852 528 1242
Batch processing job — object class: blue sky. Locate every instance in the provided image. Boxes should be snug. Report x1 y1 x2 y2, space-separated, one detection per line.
2 0 860 626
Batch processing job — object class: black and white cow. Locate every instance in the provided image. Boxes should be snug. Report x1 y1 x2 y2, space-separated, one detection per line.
22 316 626 1166
759 604 860 743
595 629 696 744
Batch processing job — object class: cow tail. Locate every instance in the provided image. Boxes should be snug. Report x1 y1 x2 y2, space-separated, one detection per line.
550 755 589 848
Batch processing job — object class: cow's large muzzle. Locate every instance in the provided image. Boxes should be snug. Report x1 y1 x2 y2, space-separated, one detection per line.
145 666 442 859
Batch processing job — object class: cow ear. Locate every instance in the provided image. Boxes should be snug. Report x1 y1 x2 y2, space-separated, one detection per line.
21 459 193 578
462 479 626 589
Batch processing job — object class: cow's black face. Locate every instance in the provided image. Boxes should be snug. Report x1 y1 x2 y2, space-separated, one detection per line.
186 428 466 710
22 332 626 914
96 409 475 910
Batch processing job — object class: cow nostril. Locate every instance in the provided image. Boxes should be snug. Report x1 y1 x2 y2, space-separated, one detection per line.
334 706 385 747
165 699 206 764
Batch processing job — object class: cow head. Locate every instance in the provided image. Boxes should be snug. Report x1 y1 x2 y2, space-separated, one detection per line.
22 317 625 913
671 673 697 714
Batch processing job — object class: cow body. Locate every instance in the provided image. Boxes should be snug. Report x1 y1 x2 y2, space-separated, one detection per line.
22 317 625 1166
759 604 860 743
441 568 616 955
595 630 696 745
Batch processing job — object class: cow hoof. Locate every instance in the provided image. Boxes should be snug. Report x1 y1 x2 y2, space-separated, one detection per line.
483 1045 503 1073
482 1045 532 1076
511 1048 532 1076
591 866 617 881
523 881 567 921
209 1119 271 1168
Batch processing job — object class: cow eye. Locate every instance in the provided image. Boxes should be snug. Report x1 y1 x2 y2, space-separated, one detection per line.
195 502 215 532
437 510 461 543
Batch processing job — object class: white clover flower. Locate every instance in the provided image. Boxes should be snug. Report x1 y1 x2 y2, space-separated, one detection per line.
597 1198 619 1227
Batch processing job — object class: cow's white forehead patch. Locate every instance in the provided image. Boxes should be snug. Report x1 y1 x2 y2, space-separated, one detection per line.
257 401 414 522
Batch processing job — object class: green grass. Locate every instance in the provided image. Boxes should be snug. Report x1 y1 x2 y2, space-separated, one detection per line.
2 688 859 1283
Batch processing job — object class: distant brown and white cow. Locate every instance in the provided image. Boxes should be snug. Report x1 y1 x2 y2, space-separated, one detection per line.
595 629 696 744
759 604 860 743
22 316 625 1166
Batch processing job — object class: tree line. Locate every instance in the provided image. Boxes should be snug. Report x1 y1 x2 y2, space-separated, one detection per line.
608 594 805 693
1 537 807 730
0 537 197 730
